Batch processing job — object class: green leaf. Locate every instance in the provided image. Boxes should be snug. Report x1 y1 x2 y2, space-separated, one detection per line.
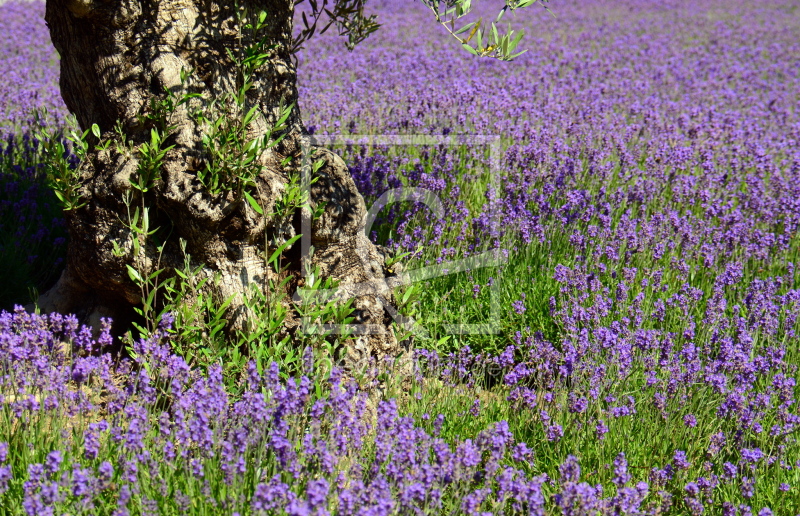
225 47 238 65
270 132 288 148
462 43 478 55
276 103 295 127
146 288 157 308
177 93 203 107
268 234 302 265
91 123 100 139
131 321 148 338
496 6 508 22
243 105 260 127
464 19 481 44
217 293 235 313
244 190 264 215
454 22 475 36
509 29 525 53
126 265 143 284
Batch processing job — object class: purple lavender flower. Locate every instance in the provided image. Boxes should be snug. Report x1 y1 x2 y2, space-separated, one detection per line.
512 293 527 315
71 465 93 498
546 424 564 442
512 442 533 462
741 476 755 499
741 448 764 466
469 398 481 416
595 420 609 441
559 455 581 483
568 394 588 414
97 461 113 489
685 495 705 516
44 450 62 476
674 450 692 470
722 462 738 480
433 414 445 436
0 466 11 495
612 453 631 487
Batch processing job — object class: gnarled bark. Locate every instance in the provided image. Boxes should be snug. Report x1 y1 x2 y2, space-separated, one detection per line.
40 0 404 385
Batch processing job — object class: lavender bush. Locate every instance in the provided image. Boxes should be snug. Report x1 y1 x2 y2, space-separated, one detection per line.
0 0 68 308
0 1 66 136
0 132 68 310
1 0 800 514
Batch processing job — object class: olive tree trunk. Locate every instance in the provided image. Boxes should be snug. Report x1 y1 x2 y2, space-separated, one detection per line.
40 0 403 382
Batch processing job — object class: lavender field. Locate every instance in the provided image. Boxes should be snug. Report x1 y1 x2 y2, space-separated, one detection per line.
1 0 800 514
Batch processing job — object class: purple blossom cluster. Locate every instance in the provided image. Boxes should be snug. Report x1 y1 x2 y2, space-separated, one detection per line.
296 3 800 507
0 308 665 514
0 1 67 136
297 0 800 270
414 260 800 509
0 132 68 308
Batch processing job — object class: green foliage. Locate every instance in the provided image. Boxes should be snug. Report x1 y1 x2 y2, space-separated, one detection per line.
294 0 381 52
33 111 88 211
193 8 296 198
113 170 353 396
132 129 174 194
294 0 545 59
419 0 551 60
